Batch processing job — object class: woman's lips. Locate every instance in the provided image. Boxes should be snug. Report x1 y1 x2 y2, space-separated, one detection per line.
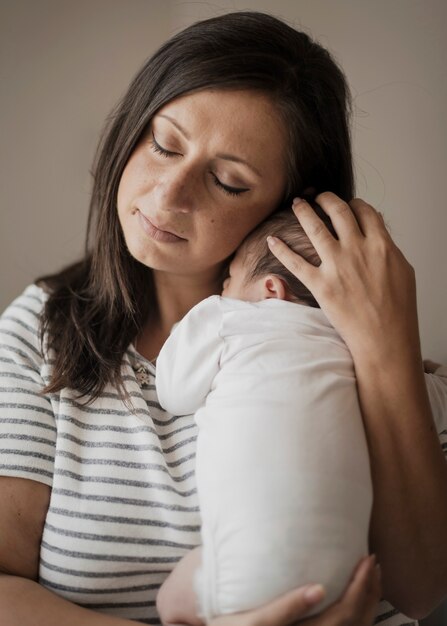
137 210 186 243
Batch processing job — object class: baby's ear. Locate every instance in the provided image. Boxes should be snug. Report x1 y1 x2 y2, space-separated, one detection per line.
262 274 289 301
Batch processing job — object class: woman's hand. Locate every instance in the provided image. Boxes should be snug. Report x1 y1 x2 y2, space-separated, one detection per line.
266 192 447 616
267 192 419 366
208 555 380 626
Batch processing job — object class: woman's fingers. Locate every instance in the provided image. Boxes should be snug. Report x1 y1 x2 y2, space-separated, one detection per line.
312 192 363 241
339 555 381 620
300 191 389 246
300 555 381 626
209 557 381 626
349 198 391 239
291 197 338 258
208 583 325 626
267 236 318 290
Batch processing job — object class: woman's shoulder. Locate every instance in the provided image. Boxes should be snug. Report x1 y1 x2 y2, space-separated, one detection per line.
0 283 50 365
1 282 49 320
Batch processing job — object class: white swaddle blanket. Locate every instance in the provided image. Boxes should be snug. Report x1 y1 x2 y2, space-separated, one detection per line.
156 295 373 620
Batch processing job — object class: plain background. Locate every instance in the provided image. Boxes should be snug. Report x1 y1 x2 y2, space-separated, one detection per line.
1 0 446 364
0 1 446 623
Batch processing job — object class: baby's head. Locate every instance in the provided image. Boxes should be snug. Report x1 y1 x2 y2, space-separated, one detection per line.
222 208 335 308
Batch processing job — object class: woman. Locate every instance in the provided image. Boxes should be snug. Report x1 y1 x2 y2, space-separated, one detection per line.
0 11 446 626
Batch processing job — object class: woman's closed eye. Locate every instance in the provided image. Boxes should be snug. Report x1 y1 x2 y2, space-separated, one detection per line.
150 133 250 198
151 133 181 158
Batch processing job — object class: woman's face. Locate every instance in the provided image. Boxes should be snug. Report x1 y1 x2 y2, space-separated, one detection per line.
117 89 288 278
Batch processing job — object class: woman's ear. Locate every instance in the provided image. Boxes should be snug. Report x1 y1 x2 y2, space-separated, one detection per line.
261 275 289 301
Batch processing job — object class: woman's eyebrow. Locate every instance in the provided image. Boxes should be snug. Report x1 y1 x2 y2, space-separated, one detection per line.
157 113 262 179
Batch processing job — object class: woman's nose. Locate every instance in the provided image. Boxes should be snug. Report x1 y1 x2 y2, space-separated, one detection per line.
156 165 196 214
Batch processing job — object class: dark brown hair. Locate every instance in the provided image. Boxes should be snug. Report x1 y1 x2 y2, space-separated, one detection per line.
239 207 337 308
38 11 354 401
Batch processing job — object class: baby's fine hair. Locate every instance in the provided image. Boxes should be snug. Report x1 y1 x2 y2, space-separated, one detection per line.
240 206 337 308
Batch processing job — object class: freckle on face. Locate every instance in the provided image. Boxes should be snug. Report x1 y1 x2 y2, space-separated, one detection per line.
116 89 288 276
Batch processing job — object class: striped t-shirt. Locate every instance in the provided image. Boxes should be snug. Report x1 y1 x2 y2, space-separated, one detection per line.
1 284 446 625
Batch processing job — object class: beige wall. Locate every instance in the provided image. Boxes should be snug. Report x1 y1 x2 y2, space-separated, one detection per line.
1 0 446 361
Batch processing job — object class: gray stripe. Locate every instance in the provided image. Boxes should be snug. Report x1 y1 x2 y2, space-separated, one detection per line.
41 540 193 562
0 329 41 358
0 417 56 432
55 416 197 454
55 450 195 481
0 380 47 400
0 402 53 417
0 433 55 446
0 346 40 372
19 290 44 304
1 315 39 336
49 506 200 532
51 488 199 512
102 389 156 399
79 601 156 609
39 576 160 594
0 371 37 383
56 417 194 443
53 468 197 496
58 432 196 467
0 448 53 462
373 608 400 623
56 414 155 433
24 290 44 302
63 397 150 419
0 356 15 365
0 357 39 377
7 302 41 319
163 435 197 454
158 423 196 441
39 556 168 578
58 432 196 466
151 412 185 426
44 522 196 549
0 464 53 479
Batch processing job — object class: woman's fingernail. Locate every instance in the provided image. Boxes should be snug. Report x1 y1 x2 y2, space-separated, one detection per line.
267 236 277 247
304 584 325 603
375 563 382 580
292 197 303 205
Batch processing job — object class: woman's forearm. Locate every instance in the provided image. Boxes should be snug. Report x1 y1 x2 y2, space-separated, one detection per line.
267 194 447 619
355 350 447 619
0 574 142 626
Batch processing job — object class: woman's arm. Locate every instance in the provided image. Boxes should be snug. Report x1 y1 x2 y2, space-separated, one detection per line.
157 552 380 626
208 555 380 626
267 193 447 619
0 478 378 626
0 477 142 626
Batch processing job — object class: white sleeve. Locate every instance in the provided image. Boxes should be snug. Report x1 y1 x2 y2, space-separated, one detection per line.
425 366 447 435
155 296 224 416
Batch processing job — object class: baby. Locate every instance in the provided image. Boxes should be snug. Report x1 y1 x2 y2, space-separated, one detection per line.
155 209 373 625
